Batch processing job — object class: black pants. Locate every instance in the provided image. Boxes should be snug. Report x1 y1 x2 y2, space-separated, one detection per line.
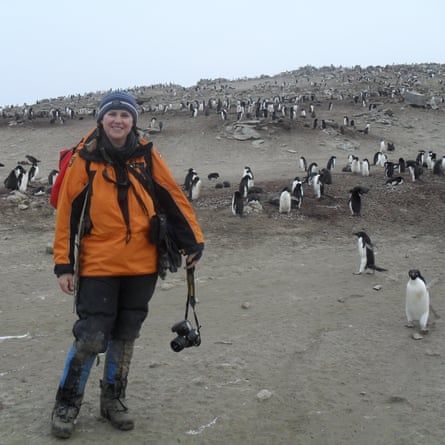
73 274 157 354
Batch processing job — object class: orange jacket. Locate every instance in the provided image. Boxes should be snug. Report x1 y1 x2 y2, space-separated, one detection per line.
53 129 204 277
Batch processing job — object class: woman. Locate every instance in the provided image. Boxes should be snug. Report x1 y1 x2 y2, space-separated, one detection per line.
51 91 204 438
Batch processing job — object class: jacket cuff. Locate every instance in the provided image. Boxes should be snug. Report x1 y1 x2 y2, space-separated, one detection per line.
54 264 74 277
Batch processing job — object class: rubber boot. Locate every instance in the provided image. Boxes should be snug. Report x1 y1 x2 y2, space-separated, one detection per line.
100 339 135 430
51 342 96 439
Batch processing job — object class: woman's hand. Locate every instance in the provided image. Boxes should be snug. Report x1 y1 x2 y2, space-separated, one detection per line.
58 273 74 294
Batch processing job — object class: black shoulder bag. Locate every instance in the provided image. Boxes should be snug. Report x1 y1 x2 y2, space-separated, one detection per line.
127 146 182 279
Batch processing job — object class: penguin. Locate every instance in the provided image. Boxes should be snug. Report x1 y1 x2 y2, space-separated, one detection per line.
239 176 249 198
350 119 355 127
231 191 244 217
406 269 430 334
16 166 29 193
326 156 336 171
321 120 326 129
426 151 436 170
184 168 197 192
4 167 20 190
312 118 318 129
28 162 39 182
384 162 396 178
221 109 227 120
291 177 303 208
363 123 370 134
319 168 332 185
207 172 220 180
433 160 443 175
243 166 254 189
361 159 370 177
279 187 291 214
312 174 324 199
380 140 386 152
299 156 307 172
353 231 387 274
386 176 403 186
387 142 395 152
307 162 318 175
398 158 406 173
48 169 59 186
408 163 423 182
416 151 425 166
189 175 202 201
343 116 349 126
349 186 368 216
351 157 361 174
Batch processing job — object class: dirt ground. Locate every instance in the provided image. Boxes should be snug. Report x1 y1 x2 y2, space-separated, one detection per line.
1 95 445 445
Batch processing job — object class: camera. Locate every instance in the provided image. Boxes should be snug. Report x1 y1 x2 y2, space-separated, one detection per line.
170 320 201 352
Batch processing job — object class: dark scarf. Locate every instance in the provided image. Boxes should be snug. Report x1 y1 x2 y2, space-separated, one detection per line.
99 130 144 243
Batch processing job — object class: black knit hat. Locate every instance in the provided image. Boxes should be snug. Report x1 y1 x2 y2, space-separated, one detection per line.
97 91 138 124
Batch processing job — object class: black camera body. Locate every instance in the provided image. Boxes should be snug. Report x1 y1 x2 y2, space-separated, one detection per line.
170 320 201 352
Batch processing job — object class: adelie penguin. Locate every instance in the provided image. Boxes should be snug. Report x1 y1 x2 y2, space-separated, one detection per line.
361 159 370 177
406 269 430 335
279 187 291 214
231 191 244 217
243 166 254 189
299 156 307 172
386 176 403 186
348 186 368 216
353 231 387 274
326 156 336 171
291 177 303 209
184 168 197 193
189 175 202 201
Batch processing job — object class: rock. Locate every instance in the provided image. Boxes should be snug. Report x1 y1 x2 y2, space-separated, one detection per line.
45 242 54 255
383 108 393 116
252 139 265 148
160 282 175 291
373 285 382 291
241 302 251 309
412 332 424 340
18 204 29 210
256 389 272 400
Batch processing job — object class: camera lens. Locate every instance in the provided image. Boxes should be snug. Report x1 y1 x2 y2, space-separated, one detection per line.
170 335 187 352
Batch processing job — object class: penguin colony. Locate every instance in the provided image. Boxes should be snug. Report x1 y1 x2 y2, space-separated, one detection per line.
174 109 443 338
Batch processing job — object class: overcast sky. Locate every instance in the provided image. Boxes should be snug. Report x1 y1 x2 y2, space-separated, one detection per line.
2 0 444 106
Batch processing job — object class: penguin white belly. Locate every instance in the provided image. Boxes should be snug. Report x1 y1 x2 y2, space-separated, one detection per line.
406 283 429 321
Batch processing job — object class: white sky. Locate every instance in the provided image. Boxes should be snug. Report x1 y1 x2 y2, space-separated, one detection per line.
2 0 444 106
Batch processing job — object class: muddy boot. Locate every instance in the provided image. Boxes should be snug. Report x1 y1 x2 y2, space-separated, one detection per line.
100 379 134 430
51 388 83 439
51 341 96 439
100 339 135 430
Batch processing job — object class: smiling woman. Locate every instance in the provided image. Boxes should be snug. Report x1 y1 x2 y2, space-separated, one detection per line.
50 90 204 439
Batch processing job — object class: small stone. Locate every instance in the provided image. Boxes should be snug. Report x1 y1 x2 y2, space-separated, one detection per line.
373 285 382 291
256 389 272 400
241 302 251 309
425 349 440 357
18 204 29 210
160 282 176 291
412 332 424 340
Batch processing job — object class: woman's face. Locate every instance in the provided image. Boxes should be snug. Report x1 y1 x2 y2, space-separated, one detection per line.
101 109 133 147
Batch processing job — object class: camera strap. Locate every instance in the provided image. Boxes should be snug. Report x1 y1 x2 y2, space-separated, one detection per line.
185 267 201 334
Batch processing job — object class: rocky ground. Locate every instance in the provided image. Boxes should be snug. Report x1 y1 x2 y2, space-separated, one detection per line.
1 67 445 444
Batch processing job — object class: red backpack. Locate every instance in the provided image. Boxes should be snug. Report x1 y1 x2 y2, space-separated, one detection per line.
50 128 96 209
50 148 75 208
